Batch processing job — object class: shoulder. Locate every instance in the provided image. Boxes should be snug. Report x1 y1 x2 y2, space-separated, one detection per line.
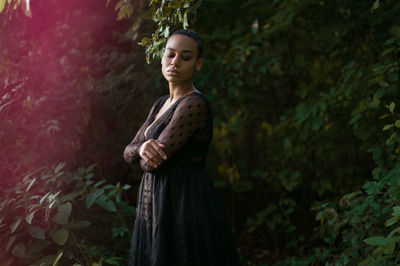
175 93 211 118
179 92 209 108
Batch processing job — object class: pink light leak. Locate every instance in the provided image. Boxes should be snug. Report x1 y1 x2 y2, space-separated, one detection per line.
0 1 138 263
0 0 130 185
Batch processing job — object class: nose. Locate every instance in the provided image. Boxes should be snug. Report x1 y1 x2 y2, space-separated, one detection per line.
171 55 180 66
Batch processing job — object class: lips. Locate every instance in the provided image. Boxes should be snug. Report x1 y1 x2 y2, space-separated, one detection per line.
167 69 179 75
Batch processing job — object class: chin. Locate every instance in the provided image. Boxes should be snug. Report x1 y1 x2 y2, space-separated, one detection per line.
165 76 181 82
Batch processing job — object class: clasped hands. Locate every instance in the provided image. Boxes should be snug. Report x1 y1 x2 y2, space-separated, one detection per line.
138 139 167 168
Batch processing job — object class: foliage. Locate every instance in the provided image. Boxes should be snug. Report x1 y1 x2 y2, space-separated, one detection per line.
2 0 400 264
188 0 400 263
0 162 134 265
0 0 20 13
0 1 140 265
112 0 202 62
0 0 31 17
139 0 201 62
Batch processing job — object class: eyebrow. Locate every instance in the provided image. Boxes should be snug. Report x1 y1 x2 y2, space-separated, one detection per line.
166 47 193 54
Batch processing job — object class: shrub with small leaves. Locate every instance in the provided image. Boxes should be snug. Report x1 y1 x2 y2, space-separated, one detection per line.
0 162 135 265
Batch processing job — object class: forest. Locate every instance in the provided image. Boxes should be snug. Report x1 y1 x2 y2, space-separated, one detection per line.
1 0 400 265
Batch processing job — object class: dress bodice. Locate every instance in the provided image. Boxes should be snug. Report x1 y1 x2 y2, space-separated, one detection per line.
124 92 213 171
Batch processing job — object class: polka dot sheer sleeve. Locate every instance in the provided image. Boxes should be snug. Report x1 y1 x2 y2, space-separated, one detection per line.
140 95 209 172
123 101 159 164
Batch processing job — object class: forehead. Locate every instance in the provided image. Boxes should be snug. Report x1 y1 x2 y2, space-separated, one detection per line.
166 34 198 54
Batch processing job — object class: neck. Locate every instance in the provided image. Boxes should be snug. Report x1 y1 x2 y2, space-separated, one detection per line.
168 81 198 102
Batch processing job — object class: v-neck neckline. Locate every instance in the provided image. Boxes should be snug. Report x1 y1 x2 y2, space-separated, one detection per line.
143 91 201 139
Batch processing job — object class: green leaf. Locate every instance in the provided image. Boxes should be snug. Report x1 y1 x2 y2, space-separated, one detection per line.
183 13 188 29
65 220 91 229
58 202 72 217
385 216 399 227
40 192 51 206
94 180 106 188
364 236 386 246
393 206 400 216
383 124 394 131
315 211 323 221
53 251 63 266
86 189 104 209
10 217 23 233
85 172 94 180
371 0 379 11
96 195 117 212
358 256 374 266
51 202 72 225
0 0 5 13
388 227 400 238
86 193 97 209
379 113 390 119
349 113 362 126
51 228 69 246
26 178 36 192
122 184 131 190
12 242 25 259
33 255 57 266
59 191 82 203
342 191 362 200
28 240 51 254
382 241 396 255
26 209 40 224
233 182 253 193
86 163 96 172
54 162 66 174
105 257 124 265
27 225 46 239
164 25 170 38
48 191 61 209
389 102 395 112
77 167 85 175
6 235 16 251
395 120 400 128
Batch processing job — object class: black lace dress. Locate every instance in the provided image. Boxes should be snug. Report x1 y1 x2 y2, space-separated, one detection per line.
124 92 240 266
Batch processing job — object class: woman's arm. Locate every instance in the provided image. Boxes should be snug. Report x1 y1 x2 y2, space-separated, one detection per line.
123 123 146 164
140 95 208 172
123 97 164 164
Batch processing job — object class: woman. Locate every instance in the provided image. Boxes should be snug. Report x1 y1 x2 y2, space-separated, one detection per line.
123 29 240 266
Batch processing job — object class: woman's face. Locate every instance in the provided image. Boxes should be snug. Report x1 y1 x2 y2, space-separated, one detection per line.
161 34 203 84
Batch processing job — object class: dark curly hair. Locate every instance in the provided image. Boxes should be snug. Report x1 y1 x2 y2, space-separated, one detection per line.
170 29 203 59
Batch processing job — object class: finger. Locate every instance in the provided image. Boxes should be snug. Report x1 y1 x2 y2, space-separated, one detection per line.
157 148 167 160
142 140 164 163
141 142 158 157
155 139 166 148
145 148 164 165
152 141 167 160
144 145 163 163
142 153 159 168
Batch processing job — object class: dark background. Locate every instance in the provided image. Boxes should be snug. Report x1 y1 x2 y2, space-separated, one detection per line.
1 0 400 265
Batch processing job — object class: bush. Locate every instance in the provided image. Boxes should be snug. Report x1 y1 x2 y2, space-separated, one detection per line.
0 162 135 265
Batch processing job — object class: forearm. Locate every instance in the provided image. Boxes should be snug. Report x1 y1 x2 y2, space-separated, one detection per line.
139 158 159 173
123 142 143 163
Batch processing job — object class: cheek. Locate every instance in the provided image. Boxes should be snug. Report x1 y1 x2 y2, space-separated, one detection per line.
161 54 171 64
187 63 198 74
161 58 168 70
